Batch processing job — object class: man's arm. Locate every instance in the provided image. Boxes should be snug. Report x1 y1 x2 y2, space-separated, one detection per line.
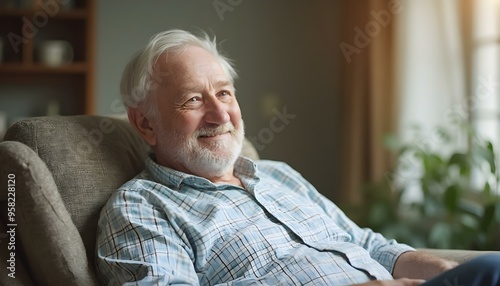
346 252 457 285
392 251 458 280
271 162 416 274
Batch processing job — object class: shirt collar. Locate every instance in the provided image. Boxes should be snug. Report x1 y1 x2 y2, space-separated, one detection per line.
145 155 259 190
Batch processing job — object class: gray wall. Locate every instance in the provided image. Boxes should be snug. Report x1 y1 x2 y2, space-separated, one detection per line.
96 0 342 200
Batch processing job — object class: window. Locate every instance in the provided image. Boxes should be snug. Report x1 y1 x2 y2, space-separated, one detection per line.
471 0 500 190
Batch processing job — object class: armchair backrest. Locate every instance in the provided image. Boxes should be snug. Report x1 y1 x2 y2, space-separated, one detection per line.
1 116 150 285
0 115 259 286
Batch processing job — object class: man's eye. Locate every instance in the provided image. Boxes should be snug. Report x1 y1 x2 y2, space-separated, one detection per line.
218 91 233 102
183 97 202 107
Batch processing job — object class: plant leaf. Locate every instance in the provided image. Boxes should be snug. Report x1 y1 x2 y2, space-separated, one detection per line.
444 185 460 213
474 143 496 173
448 153 470 176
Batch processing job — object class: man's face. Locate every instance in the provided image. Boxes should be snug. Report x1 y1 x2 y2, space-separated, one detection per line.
148 46 244 178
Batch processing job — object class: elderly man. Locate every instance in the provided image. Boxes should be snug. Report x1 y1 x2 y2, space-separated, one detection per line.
96 29 500 286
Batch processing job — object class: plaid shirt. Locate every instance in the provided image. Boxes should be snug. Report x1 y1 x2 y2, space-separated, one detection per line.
96 157 414 285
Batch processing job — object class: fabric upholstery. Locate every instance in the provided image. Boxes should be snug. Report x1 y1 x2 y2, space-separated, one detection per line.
241 137 260 161
0 141 95 285
1 116 150 285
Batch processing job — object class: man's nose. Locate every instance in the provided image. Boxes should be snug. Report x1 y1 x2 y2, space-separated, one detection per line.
203 97 230 125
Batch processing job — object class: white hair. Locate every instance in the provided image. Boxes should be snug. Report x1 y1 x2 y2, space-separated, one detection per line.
120 29 238 116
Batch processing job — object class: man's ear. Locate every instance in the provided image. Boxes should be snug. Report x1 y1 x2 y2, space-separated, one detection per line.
127 107 157 146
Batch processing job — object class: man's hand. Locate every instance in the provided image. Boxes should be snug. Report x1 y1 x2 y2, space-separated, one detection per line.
352 278 425 286
393 251 459 280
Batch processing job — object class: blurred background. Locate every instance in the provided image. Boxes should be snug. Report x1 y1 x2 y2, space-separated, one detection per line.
0 0 499 249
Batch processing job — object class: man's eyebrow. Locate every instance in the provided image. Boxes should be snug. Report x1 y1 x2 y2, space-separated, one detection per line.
179 80 234 92
213 80 234 87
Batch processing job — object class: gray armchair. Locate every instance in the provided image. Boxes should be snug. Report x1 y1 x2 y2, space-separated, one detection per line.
0 115 496 286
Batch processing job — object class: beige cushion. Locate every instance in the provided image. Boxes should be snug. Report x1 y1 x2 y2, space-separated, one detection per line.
0 140 95 285
242 137 260 161
1 116 150 285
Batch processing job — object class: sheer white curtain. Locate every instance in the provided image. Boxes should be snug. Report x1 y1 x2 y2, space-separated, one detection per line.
394 0 468 199
396 0 467 146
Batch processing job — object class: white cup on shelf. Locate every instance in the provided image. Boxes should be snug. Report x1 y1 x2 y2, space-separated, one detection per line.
59 0 76 10
39 40 74 66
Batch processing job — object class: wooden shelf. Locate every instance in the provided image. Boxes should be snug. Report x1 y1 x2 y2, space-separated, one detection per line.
0 0 95 116
0 8 87 19
0 62 87 74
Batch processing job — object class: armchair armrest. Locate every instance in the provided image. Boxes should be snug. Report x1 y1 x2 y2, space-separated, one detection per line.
418 248 500 264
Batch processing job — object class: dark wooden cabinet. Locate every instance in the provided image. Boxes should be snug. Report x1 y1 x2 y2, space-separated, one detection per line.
0 0 95 122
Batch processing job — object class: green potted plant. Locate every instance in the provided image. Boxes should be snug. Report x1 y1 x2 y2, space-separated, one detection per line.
354 122 500 250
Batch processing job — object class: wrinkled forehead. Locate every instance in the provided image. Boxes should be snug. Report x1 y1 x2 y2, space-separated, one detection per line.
152 49 230 89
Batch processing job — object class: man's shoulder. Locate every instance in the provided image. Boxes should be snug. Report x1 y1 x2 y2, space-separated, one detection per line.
104 170 164 206
120 169 153 188
255 159 300 177
253 159 310 188
116 170 153 192
255 159 292 171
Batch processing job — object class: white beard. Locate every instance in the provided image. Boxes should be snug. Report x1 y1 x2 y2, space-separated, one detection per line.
159 121 244 177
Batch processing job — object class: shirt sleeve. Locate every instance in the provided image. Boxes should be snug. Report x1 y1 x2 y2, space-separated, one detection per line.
275 162 415 274
317 197 415 274
95 189 200 286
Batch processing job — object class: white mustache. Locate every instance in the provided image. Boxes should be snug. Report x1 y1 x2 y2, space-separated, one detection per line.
196 123 235 137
